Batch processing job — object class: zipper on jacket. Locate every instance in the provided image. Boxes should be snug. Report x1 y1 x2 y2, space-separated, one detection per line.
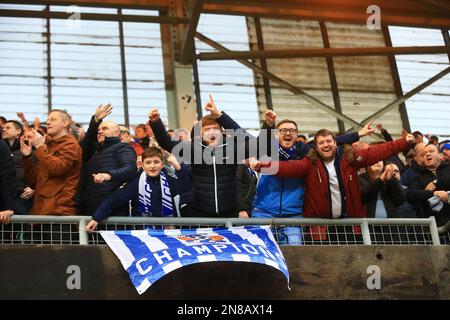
212 151 219 214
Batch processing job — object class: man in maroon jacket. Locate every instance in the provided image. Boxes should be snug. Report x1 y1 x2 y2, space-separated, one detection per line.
252 129 415 242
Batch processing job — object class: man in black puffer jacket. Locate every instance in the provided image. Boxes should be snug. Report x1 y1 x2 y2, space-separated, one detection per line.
78 104 137 216
407 144 450 227
149 100 256 218
2 120 35 215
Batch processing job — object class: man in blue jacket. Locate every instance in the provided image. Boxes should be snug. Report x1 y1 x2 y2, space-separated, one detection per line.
79 104 137 215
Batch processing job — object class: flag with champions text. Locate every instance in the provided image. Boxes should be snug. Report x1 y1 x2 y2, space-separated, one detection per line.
100 226 290 295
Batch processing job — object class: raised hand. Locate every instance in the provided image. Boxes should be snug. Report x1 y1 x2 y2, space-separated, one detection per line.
33 117 41 130
77 127 86 142
405 133 416 144
205 94 221 118
401 128 408 138
264 109 277 127
384 165 394 181
249 158 262 171
149 108 160 122
358 119 375 137
32 128 45 149
165 152 181 171
20 135 33 156
17 112 26 122
94 103 113 122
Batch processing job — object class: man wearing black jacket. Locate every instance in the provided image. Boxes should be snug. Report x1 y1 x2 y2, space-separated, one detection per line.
78 104 137 215
0 139 17 223
2 120 34 215
359 162 405 218
406 144 450 227
148 97 255 218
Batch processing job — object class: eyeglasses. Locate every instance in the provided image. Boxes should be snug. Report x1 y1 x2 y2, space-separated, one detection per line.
278 128 298 135
120 130 129 134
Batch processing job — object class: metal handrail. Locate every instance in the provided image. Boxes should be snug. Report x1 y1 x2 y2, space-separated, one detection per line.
6 215 442 246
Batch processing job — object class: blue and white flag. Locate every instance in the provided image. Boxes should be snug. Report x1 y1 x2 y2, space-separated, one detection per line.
100 226 289 295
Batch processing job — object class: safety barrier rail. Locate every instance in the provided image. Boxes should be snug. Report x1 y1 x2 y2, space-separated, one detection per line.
0 215 445 246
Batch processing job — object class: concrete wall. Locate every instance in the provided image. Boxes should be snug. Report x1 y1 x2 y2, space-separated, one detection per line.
0 245 448 299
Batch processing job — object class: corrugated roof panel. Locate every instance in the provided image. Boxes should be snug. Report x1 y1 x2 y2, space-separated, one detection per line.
325 22 386 48
332 56 395 92
248 18 405 136
257 19 324 49
339 91 403 134
259 87 339 133
326 22 396 93
326 22 403 135
248 18 338 131
264 58 331 90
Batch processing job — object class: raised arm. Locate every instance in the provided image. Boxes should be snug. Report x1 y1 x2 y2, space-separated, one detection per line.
148 108 180 152
406 176 433 204
251 158 311 179
355 135 414 168
86 175 139 231
335 120 376 145
104 144 137 182
31 130 81 177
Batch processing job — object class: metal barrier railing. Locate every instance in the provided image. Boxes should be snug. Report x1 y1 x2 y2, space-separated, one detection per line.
0 215 445 246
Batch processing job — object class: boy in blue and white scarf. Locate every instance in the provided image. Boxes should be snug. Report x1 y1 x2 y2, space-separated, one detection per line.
86 147 190 232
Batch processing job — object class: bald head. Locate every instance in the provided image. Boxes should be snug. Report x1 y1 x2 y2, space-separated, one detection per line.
97 121 120 143
413 142 426 166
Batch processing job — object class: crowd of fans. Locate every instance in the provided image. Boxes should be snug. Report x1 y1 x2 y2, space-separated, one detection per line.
1 97 449 243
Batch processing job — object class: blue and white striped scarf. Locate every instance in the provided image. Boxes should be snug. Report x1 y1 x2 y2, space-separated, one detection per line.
138 170 173 217
278 144 297 161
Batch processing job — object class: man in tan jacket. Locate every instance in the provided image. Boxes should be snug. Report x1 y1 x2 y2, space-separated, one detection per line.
21 109 82 216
